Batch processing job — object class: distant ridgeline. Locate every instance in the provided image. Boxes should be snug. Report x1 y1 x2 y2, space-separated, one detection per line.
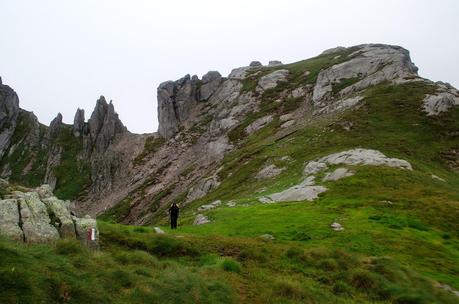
0 44 458 224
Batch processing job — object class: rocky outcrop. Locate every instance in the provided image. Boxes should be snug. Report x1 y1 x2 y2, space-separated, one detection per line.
48 113 63 139
157 75 199 139
87 96 126 153
257 69 289 92
186 175 220 202
313 44 419 107
199 71 223 101
0 81 20 159
423 92 459 116
322 168 354 182
245 115 273 134
0 181 98 245
309 149 413 171
261 149 412 204
73 108 85 137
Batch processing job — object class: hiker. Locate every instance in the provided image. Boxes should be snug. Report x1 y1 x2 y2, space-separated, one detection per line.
168 203 180 229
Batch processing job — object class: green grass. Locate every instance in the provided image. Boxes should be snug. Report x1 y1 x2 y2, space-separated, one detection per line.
0 235 234 304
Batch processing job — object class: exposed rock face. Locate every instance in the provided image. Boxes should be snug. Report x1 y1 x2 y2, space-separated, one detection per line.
48 113 63 139
73 108 85 137
322 167 354 182
264 184 328 203
199 71 222 101
187 176 220 202
0 81 20 159
16 191 60 243
245 115 273 134
0 198 23 241
228 66 252 80
257 69 289 92
313 44 419 107
312 149 413 171
321 46 347 55
87 96 126 153
0 181 98 245
157 75 199 139
423 92 459 115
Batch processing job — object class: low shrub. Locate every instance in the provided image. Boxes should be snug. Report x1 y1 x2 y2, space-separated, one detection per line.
220 258 241 273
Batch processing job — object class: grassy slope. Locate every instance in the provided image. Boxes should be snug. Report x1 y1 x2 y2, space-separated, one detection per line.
159 81 459 296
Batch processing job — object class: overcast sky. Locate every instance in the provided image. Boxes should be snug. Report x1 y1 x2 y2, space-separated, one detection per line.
1 0 458 133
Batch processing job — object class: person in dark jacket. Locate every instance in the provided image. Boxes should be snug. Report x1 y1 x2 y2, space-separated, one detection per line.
168 203 180 229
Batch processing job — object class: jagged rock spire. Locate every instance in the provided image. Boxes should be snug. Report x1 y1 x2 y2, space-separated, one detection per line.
87 96 126 152
48 113 63 139
73 108 85 137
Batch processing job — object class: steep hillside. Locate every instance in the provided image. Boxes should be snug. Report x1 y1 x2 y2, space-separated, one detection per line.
1 44 459 303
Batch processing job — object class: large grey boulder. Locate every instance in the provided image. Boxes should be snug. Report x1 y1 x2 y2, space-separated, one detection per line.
265 184 327 203
199 71 223 101
313 44 418 107
42 197 75 238
257 69 289 92
72 215 99 250
16 192 60 243
0 199 23 241
317 149 412 170
0 181 98 246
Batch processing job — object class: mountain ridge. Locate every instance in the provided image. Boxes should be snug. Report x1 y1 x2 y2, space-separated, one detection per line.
0 43 458 225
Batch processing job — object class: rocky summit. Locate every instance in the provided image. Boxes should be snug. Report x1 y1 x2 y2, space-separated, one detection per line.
1 43 459 303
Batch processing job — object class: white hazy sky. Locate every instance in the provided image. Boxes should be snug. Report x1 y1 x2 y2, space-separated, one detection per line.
1 0 458 133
